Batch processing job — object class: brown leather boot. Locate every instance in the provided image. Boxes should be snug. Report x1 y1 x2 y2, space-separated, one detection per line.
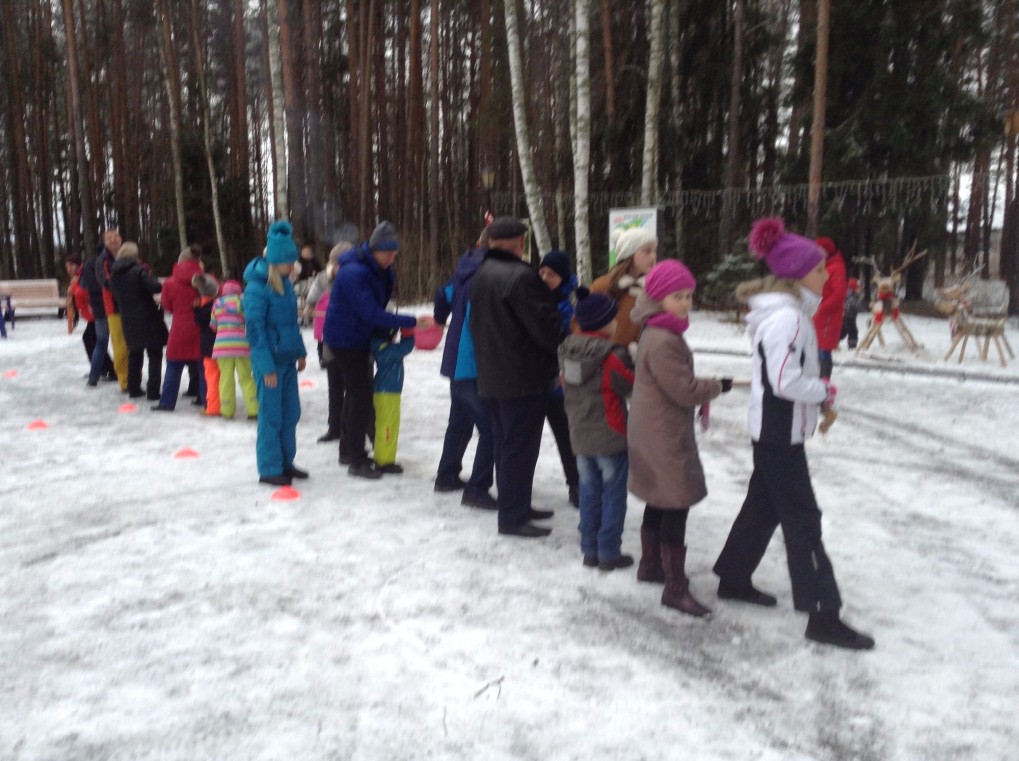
661 544 711 617
637 526 665 583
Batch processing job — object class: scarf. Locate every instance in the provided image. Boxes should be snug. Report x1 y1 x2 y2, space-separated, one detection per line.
645 312 689 336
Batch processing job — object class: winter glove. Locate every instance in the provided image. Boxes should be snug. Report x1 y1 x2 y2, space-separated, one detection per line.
823 378 838 407
699 402 710 431
720 377 733 393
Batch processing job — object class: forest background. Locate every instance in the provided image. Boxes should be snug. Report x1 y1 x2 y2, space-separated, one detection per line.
1 0 1018 311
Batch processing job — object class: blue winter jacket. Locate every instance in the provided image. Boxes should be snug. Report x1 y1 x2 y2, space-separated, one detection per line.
433 248 486 380
371 332 416 394
322 244 416 350
242 256 308 378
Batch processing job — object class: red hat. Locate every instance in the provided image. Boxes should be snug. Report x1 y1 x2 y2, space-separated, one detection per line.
816 236 838 257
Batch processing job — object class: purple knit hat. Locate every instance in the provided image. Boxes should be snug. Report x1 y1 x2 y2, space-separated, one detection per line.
748 217 824 280
644 259 697 301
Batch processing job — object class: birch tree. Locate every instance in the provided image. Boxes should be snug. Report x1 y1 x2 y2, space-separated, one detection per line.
264 0 288 220
572 0 592 282
640 0 666 205
503 0 551 255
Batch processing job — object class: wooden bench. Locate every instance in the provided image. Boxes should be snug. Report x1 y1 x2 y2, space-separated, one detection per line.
0 279 65 327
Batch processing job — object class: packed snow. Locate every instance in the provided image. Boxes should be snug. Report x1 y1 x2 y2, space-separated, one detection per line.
1 308 1018 761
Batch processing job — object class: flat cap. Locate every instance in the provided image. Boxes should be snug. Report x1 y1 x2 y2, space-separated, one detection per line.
487 216 527 241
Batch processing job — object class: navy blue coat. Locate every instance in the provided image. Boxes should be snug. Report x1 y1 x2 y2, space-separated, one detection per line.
433 247 486 380
322 244 416 350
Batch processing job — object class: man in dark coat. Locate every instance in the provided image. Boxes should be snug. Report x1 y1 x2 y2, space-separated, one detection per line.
109 242 167 399
469 217 564 538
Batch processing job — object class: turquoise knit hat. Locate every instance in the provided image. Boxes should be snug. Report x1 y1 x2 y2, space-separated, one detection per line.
266 220 298 265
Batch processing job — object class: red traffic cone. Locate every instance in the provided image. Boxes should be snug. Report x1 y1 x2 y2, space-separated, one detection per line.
272 486 301 501
3 370 17 379
118 403 137 413
173 448 200 459
27 419 48 430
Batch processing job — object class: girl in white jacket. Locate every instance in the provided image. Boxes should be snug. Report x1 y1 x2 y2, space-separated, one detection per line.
712 217 874 651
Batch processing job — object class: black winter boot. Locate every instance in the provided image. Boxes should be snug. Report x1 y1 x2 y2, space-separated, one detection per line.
717 579 778 607
805 610 875 650
660 545 711 617
637 526 665 583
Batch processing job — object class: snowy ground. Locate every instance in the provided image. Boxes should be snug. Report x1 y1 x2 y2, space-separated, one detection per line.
1 308 1018 761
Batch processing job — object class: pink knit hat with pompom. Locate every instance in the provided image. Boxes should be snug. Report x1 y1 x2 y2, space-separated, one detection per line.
748 217 824 280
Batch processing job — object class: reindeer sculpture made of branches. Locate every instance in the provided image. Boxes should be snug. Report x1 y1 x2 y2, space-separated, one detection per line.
852 244 929 353
935 263 1015 367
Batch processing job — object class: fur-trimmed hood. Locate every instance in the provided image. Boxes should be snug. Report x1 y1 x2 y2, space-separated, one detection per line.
740 277 821 345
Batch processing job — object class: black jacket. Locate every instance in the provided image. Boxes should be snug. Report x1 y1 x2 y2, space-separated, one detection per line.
469 247 563 399
79 254 105 319
109 258 167 351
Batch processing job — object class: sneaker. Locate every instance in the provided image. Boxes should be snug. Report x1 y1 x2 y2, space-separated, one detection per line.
377 462 404 474
498 522 552 538
462 491 498 510
805 611 875 650
317 430 341 443
347 460 383 480
259 474 292 486
598 554 635 572
285 465 309 479
434 477 468 492
717 580 778 607
568 484 580 508
528 507 554 521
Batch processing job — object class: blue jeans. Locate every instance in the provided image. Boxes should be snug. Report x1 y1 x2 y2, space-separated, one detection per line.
435 379 494 495
89 317 111 383
577 451 629 561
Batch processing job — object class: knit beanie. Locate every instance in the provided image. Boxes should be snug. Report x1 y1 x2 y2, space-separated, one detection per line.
613 228 656 264
574 286 619 332
266 220 298 264
368 220 399 252
748 217 824 280
222 279 243 296
539 249 572 281
117 242 139 260
644 259 697 301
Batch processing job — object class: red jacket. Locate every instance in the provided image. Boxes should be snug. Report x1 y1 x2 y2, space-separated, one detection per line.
813 251 847 351
70 267 94 322
161 259 203 361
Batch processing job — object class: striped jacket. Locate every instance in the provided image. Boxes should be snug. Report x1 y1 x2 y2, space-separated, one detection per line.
210 289 251 359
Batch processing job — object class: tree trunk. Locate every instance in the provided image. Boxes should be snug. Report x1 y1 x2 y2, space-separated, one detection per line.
59 0 97 259
303 0 325 243
155 0 187 249
641 0 665 205
503 0 551 256
277 0 308 238
719 0 744 253
806 0 830 237
190 0 228 276
231 0 253 247
264 0 289 220
573 0 592 283
600 0 615 126
428 0 441 285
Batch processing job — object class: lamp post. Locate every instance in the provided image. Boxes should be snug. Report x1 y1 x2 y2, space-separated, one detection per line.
481 165 495 222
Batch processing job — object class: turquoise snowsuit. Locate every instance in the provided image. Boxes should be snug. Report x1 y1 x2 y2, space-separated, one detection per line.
243 256 308 478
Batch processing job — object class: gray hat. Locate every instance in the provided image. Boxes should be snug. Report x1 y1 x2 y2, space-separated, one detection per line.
487 216 527 241
368 221 399 252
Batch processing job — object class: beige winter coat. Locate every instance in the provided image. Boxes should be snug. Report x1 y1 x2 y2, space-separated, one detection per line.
627 293 721 510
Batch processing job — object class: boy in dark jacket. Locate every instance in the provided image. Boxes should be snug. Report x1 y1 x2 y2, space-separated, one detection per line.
559 288 635 570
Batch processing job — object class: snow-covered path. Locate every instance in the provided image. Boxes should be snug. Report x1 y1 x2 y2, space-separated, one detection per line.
1 313 1017 760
